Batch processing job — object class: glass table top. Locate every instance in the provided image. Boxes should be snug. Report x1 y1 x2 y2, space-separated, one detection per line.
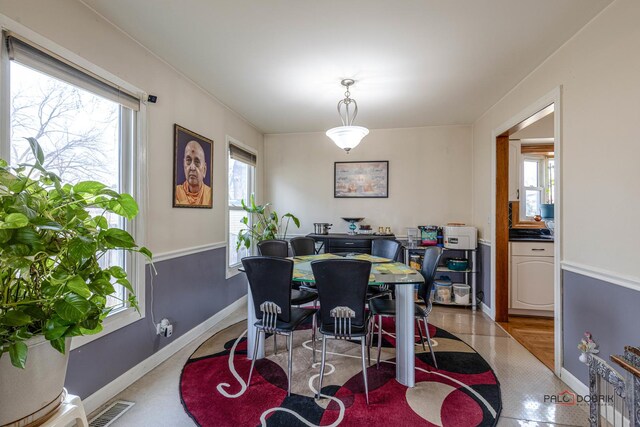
292 254 424 285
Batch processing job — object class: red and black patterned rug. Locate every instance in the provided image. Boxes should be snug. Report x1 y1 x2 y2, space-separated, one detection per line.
180 318 501 426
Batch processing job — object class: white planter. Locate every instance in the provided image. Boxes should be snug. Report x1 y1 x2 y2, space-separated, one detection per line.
0 336 70 427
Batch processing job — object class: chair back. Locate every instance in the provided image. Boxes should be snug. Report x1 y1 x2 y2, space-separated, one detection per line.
242 256 293 323
290 237 316 256
418 247 443 304
311 259 371 331
371 239 402 261
257 239 289 257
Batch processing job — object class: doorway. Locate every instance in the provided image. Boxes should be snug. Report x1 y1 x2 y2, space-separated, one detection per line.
491 88 562 375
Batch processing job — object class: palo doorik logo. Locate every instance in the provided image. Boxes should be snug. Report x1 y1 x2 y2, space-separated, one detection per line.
544 390 577 406
557 390 577 406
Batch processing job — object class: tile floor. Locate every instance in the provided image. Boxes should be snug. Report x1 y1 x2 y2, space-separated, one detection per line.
91 306 589 426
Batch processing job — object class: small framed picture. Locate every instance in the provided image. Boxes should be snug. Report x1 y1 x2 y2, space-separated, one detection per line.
173 124 213 208
334 161 389 198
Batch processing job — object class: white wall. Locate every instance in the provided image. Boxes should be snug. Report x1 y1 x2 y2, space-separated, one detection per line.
265 126 472 235
471 0 640 277
0 0 264 255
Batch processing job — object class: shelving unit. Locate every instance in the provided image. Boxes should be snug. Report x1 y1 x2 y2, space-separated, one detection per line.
402 244 478 311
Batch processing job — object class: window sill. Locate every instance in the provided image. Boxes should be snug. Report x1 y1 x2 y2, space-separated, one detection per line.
70 306 144 351
511 201 547 229
226 265 243 280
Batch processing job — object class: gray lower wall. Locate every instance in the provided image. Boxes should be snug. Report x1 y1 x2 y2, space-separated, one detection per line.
65 246 247 399
562 270 640 385
477 242 491 308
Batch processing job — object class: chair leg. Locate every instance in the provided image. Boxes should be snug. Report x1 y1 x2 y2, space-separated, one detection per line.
423 317 438 369
287 333 293 396
247 327 261 386
416 319 426 351
376 315 383 368
312 313 317 364
360 338 370 405
316 336 327 400
366 317 372 366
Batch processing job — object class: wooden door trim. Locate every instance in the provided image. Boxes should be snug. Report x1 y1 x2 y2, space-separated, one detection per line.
495 134 509 322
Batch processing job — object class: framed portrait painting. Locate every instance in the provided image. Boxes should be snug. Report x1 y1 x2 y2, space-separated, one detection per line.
334 161 389 198
173 124 214 208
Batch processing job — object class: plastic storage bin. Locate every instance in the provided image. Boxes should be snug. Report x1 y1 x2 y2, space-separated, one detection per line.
453 283 471 305
434 279 452 304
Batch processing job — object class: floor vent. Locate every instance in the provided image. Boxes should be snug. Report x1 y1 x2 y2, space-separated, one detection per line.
88 400 135 427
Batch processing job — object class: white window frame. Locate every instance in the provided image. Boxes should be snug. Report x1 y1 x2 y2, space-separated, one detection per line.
225 136 256 278
519 153 555 220
519 155 543 219
0 16 148 350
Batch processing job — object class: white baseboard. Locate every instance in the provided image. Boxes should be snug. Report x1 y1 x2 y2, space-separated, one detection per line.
82 295 247 415
479 301 493 319
560 367 589 396
509 308 554 318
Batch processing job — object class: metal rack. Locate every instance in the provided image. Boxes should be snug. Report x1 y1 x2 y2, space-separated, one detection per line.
402 245 478 311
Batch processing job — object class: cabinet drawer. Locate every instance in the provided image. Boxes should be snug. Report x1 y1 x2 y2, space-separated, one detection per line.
330 239 371 249
510 242 554 257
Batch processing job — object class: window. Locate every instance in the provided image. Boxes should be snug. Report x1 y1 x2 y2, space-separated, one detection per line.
227 141 256 270
2 32 146 342
521 154 554 219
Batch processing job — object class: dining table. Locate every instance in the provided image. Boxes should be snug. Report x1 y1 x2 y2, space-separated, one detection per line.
244 252 425 387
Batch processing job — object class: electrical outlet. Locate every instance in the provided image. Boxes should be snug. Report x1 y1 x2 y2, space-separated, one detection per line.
164 324 173 337
156 318 171 336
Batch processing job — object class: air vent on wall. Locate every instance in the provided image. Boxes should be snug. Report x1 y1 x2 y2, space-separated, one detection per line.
89 400 135 427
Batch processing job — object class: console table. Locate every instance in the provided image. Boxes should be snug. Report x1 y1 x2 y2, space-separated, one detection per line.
307 233 396 254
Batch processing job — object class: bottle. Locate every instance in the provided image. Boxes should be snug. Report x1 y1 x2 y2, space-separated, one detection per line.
437 227 444 247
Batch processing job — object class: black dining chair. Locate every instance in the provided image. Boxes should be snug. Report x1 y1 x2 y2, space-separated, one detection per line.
243 256 317 396
367 239 402 300
369 246 443 369
371 239 402 261
257 239 289 258
311 258 372 405
290 236 316 256
256 239 316 302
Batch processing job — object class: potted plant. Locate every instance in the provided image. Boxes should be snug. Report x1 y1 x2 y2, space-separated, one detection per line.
236 194 300 252
0 138 151 426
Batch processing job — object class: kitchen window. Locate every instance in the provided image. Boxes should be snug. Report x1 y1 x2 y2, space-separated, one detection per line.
227 139 256 272
521 154 554 219
1 32 146 345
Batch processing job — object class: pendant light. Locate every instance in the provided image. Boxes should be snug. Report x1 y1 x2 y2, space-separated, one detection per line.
326 79 369 153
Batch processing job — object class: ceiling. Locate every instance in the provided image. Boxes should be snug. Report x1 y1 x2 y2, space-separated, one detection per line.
81 0 611 134
511 112 554 141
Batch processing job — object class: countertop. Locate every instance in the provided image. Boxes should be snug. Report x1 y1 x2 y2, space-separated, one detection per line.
307 233 396 240
509 236 554 242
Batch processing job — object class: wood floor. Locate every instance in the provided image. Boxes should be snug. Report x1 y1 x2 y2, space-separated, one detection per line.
497 315 555 371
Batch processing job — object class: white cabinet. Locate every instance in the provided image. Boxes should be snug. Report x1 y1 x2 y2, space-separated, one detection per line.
508 140 521 201
509 242 554 312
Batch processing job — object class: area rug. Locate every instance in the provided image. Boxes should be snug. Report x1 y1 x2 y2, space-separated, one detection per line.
180 318 501 426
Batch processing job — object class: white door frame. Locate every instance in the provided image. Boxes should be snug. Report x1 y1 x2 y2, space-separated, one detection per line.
490 86 563 376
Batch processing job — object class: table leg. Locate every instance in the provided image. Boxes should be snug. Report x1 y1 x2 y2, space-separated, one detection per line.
246 285 264 360
395 285 415 387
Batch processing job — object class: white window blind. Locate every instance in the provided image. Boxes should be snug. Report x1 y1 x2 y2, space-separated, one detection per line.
229 143 257 167
5 32 140 111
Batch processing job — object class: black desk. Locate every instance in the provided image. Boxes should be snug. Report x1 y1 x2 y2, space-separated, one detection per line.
307 233 396 254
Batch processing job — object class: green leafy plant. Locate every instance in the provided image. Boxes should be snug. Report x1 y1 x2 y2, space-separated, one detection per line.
236 194 300 251
0 138 151 368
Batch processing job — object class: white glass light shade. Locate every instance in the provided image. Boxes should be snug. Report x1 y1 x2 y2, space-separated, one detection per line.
325 126 369 152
